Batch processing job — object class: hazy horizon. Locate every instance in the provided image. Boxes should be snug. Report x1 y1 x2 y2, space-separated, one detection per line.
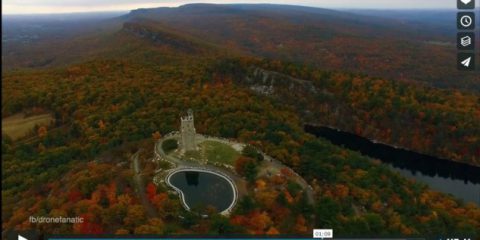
2 0 457 15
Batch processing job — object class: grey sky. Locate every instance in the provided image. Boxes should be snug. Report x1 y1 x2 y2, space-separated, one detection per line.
2 0 457 14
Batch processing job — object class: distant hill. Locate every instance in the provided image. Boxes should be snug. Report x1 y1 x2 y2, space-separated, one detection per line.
344 9 457 35
2 4 479 90
121 4 479 90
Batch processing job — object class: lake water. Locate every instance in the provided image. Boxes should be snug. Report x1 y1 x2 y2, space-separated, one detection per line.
168 170 235 213
305 125 480 205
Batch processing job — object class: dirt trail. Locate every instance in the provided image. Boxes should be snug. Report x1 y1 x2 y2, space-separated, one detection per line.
131 151 159 218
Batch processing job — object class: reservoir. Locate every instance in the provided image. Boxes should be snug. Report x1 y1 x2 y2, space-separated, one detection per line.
167 169 236 214
305 125 480 205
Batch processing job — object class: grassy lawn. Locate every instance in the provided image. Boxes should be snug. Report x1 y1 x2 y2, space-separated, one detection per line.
184 150 204 161
200 140 240 165
2 113 54 140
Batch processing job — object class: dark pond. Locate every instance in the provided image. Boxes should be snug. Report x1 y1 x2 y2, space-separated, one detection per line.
168 170 235 213
305 125 480 205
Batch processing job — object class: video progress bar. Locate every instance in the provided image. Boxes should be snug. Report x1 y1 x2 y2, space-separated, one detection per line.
48 238 426 240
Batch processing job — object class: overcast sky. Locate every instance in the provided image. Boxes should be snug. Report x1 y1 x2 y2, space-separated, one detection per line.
3 0 457 14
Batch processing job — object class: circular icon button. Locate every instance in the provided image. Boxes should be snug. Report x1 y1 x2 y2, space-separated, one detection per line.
461 15 473 27
458 12 475 29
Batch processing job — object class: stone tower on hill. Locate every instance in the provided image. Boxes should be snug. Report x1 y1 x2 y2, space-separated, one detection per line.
180 109 196 152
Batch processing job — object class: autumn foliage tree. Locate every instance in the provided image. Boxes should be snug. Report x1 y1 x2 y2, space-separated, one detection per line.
235 156 258 182
146 183 157 201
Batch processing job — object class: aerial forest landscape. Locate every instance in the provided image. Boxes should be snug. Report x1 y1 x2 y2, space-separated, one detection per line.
2 2 480 238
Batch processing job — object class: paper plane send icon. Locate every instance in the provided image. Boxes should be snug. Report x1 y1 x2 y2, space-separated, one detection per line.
461 0 472 4
18 235 28 240
461 57 471 67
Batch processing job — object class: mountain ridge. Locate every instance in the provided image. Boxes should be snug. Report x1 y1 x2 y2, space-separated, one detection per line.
3 4 479 90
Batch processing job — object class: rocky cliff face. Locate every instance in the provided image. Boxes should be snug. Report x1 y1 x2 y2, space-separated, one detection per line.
239 67 338 123
245 68 320 96
121 21 198 53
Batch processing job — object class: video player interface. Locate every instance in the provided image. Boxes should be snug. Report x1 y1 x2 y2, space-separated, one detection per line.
1 0 480 240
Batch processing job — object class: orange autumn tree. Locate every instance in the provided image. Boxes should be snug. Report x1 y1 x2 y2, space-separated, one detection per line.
146 183 157 201
266 226 280 235
37 126 48 138
152 131 162 140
